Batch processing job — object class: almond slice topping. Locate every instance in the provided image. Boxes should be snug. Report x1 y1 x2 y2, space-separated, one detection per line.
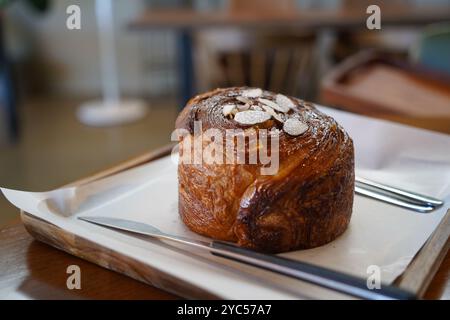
236 96 252 105
222 104 237 117
258 98 289 113
242 88 262 98
283 118 308 136
260 104 285 123
276 94 295 111
234 110 271 125
237 104 250 111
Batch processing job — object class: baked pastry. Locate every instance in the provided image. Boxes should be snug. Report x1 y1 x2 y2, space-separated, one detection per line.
175 87 354 253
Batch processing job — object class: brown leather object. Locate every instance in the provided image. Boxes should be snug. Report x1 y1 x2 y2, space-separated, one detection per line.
175 87 354 253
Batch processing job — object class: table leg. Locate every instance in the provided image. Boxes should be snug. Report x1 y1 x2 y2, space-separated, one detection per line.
177 31 195 108
0 18 18 143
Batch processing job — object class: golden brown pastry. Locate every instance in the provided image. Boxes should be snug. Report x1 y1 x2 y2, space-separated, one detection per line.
175 87 354 253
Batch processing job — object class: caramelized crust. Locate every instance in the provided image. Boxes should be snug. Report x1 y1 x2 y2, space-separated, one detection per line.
176 87 354 253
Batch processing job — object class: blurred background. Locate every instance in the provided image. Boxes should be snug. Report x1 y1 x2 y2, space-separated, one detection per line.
0 0 449 225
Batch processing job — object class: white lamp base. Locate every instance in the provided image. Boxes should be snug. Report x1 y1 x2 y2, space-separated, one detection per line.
77 100 148 127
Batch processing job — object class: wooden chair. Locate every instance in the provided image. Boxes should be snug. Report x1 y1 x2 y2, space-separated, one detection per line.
194 0 317 99
320 51 450 134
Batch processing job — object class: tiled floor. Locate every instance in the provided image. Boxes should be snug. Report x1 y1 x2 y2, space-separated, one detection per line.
0 97 179 226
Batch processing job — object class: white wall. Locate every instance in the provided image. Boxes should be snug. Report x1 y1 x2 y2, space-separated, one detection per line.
5 0 177 97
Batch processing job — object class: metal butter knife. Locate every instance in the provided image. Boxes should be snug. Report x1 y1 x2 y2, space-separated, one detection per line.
78 216 416 300
355 177 444 213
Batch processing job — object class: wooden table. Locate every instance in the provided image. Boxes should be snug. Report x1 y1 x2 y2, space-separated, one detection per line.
0 217 448 299
0 219 178 300
129 6 450 105
130 6 450 31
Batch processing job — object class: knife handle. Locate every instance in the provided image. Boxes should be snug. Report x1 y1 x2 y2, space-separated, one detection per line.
210 241 416 300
